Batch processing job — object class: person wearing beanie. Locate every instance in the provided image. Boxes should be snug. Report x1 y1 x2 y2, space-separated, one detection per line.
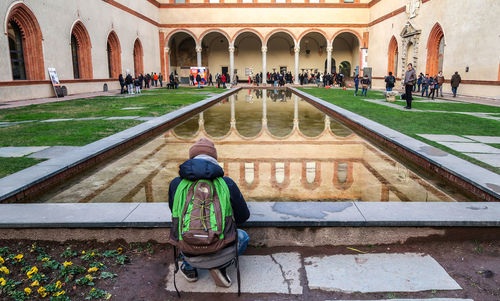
168 138 250 288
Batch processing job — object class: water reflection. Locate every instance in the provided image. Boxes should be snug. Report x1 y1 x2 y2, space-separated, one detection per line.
45 89 457 203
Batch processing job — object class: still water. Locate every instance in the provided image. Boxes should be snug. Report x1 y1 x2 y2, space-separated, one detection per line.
42 89 459 203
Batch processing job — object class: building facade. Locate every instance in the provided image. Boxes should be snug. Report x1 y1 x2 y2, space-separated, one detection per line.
1 0 499 102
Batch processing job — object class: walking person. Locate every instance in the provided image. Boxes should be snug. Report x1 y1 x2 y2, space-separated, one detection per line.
421 74 429 97
145 73 151 88
437 71 444 97
451 71 461 97
403 63 417 109
153 73 158 87
134 76 141 94
354 74 359 95
159 73 163 87
385 72 396 91
168 138 250 289
118 74 125 94
428 76 436 100
360 74 370 96
417 73 423 92
222 73 227 88
196 73 201 88
125 73 134 94
208 73 213 86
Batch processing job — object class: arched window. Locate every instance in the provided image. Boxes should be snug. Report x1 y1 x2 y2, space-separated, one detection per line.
70 21 93 79
71 34 80 78
106 31 121 78
426 23 444 76
387 36 398 76
8 21 26 80
6 3 44 80
133 39 144 77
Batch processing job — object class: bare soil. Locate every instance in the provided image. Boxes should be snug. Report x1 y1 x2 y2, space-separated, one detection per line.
0 239 498 301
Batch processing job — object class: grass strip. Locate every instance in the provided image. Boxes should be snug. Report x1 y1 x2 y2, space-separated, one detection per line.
0 120 142 147
0 157 45 178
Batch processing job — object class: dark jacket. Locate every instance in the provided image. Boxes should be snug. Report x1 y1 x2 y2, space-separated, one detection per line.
125 74 133 85
168 159 250 226
404 68 416 85
451 73 461 88
385 75 395 88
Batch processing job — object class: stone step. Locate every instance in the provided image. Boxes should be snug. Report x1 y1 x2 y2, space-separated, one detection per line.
165 252 462 296
165 252 302 294
305 253 461 293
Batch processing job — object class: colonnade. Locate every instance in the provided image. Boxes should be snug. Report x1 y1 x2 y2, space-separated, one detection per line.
164 30 362 84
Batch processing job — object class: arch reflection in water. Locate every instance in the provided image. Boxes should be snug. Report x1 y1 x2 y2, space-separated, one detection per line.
46 89 458 203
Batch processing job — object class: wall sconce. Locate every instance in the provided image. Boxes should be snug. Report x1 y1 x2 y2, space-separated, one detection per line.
465 66 469 72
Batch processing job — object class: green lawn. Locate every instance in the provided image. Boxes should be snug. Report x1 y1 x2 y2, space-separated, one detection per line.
0 157 45 178
0 87 222 122
300 88 500 174
0 87 224 178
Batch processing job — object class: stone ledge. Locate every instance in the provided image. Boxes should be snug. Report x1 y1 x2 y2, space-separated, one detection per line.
0 202 498 228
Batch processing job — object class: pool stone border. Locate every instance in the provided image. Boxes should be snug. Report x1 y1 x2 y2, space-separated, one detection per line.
0 87 498 243
291 87 500 202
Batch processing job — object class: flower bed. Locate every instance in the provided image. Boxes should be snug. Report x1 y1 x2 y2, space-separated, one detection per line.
0 241 153 301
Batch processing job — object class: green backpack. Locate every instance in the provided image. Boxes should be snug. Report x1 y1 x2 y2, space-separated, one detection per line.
169 178 236 255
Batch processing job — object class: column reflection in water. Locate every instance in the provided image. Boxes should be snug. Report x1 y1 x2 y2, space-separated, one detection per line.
44 89 459 204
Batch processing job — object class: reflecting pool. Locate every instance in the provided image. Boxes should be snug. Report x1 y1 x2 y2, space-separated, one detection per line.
42 89 460 203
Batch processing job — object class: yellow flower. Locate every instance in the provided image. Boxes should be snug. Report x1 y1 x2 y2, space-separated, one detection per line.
54 290 65 297
31 280 40 287
13 254 23 262
0 277 6 286
24 287 32 295
0 266 9 275
27 266 38 279
41 257 49 262
55 281 62 289
85 274 94 281
117 247 123 254
0 256 4 265
63 261 73 267
88 267 99 273
38 286 49 297
90 252 95 256
81 251 86 254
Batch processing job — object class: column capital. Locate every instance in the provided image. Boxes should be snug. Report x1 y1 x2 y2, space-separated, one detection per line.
164 47 170 53
195 46 202 53
294 46 300 53
326 46 333 52
261 46 268 53
228 46 235 53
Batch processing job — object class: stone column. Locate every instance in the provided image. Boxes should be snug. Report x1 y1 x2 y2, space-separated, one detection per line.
294 46 300 84
230 95 236 128
229 46 235 83
261 46 267 85
326 46 332 74
164 47 170 76
262 91 267 127
196 46 202 68
293 95 299 128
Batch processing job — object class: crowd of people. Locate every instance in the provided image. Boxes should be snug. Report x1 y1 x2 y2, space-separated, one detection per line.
118 72 163 94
